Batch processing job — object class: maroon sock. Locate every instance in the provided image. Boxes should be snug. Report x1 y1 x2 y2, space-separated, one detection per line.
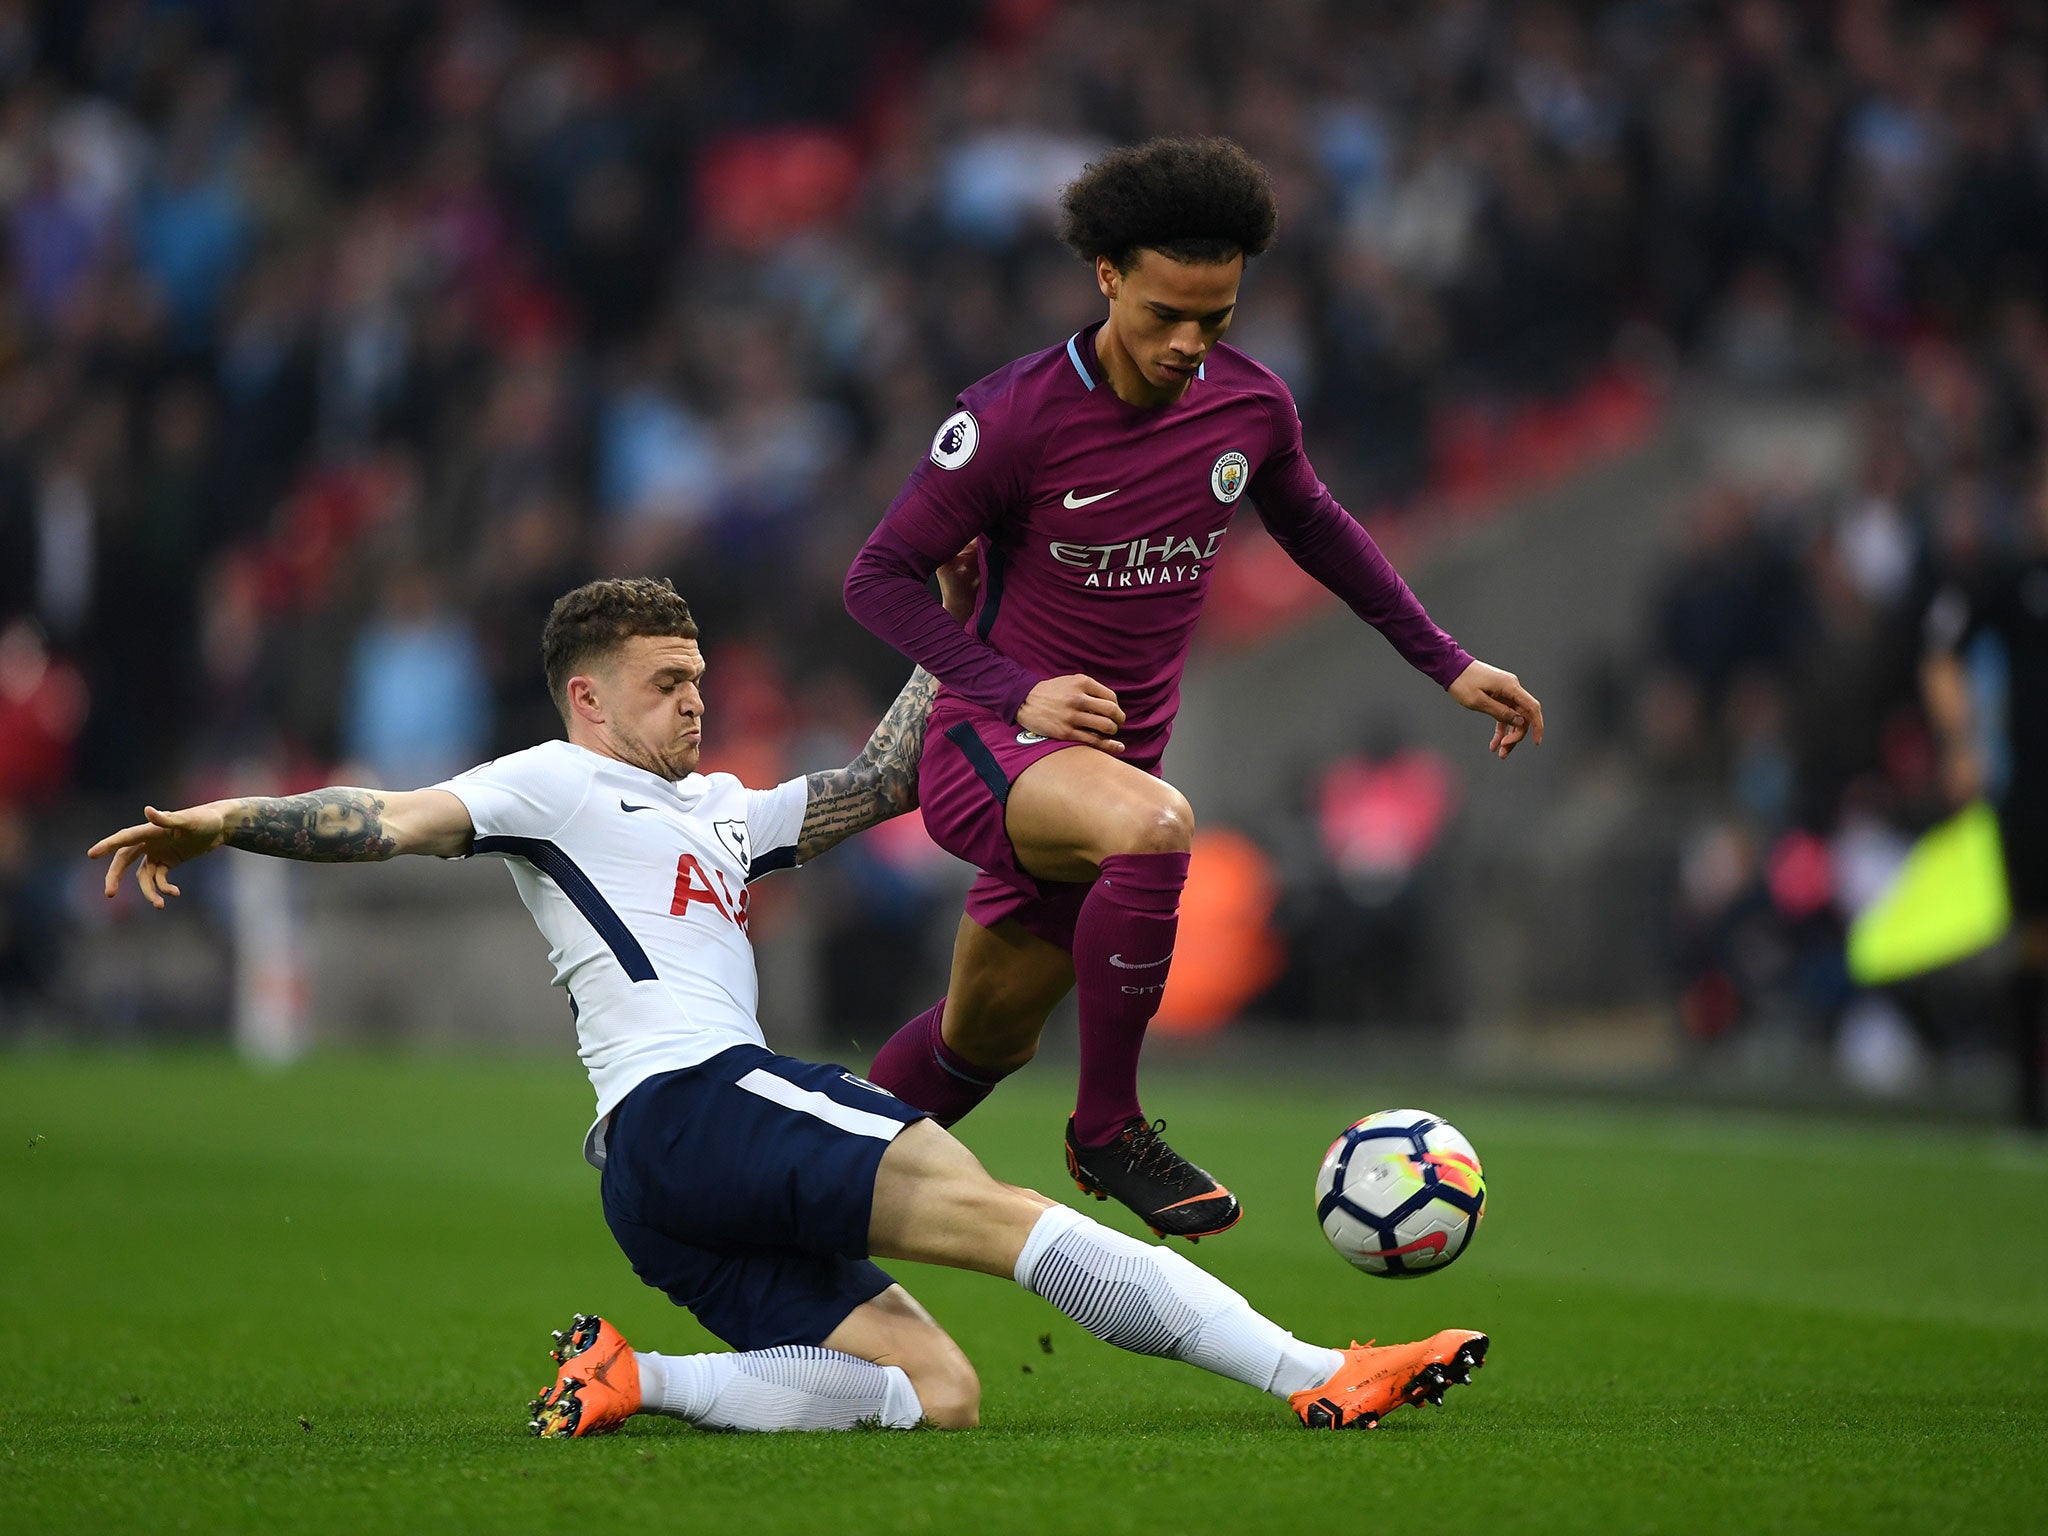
1070 850 1190 1146
864 998 1010 1127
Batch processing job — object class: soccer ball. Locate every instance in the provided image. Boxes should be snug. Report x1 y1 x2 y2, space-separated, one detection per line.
1315 1109 1486 1277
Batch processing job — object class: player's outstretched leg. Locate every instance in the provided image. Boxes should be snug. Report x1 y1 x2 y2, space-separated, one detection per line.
1012 1203 1482 1428
871 1121 1487 1429
528 1315 930 1437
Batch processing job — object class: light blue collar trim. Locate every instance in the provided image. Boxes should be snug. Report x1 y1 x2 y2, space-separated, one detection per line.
1065 333 1096 390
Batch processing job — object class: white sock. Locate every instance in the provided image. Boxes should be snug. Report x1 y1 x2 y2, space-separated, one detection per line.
634 1346 924 1431
1014 1204 1343 1398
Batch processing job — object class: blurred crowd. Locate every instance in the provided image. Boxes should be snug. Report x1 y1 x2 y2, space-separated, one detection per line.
2 0 2046 1057
1642 361 2047 1084
1620 0 2048 1094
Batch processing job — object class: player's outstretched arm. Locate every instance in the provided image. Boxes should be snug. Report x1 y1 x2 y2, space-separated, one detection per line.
795 667 940 864
88 787 475 909
1447 660 1545 760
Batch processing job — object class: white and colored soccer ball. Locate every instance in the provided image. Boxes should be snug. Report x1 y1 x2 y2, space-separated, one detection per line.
1315 1109 1486 1278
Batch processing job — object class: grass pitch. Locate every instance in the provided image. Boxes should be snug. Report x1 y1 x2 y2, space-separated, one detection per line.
4 1050 2045 1535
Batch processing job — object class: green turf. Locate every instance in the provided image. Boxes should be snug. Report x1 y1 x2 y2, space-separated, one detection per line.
4 1051 2045 1535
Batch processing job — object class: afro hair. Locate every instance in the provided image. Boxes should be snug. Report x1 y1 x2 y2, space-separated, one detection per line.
1058 136 1279 271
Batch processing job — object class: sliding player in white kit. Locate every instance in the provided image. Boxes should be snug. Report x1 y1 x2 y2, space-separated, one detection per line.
88 576 1487 1435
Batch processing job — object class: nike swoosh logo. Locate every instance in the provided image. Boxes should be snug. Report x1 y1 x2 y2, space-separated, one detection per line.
1154 1184 1233 1212
1108 952 1173 970
1063 489 1119 508
620 800 657 814
589 1344 627 1385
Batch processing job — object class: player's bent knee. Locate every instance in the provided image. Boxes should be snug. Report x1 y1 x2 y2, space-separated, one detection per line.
909 1352 981 1429
1116 786 1194 855
879 1308 981 1428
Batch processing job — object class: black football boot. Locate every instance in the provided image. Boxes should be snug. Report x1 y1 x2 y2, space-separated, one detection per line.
1064 1115 1242 1241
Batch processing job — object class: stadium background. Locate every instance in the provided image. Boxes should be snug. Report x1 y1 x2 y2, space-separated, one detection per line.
3 0 2043 1111
5 5 2047 1533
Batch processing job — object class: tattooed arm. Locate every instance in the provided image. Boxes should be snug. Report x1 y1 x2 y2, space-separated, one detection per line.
790 540 975 864
88 788 474 909
793 667 940 864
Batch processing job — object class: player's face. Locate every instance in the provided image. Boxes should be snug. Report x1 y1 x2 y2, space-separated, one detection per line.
1097 249 1242 403
594 634 706 780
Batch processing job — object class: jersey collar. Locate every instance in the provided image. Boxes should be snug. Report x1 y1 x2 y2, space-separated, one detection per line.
1067 320 1207 400
559 738 702 800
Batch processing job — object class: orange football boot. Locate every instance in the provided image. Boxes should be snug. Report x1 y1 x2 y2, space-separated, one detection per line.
528 1314 642 1438
1289 1330 1489 1430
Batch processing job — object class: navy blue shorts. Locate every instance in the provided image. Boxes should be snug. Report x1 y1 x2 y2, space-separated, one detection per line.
599 1045 929 1351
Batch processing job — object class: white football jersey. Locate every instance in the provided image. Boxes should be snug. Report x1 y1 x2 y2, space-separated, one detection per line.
433 740 807 1167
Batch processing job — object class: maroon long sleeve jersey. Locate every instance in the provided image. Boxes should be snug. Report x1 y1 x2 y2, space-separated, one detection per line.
844 322 1471 771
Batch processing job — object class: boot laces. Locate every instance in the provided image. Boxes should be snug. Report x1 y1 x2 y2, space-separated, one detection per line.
1120 1118 1203 1193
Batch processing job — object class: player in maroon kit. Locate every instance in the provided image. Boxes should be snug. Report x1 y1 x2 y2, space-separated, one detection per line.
845 137 1543 1238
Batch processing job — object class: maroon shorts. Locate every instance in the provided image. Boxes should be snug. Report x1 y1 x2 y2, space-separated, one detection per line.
917 699 1100 951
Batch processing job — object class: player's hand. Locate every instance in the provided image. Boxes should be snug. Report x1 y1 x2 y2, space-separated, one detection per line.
87 803 229 909
1016 674 1126 754
936 542 981 624
1448 660 1544 760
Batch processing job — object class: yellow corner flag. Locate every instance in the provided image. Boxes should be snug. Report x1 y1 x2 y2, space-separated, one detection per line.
1847 800 2011 987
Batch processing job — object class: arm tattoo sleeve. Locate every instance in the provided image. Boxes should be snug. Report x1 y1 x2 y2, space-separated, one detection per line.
796 667 939 863
222 789 400 862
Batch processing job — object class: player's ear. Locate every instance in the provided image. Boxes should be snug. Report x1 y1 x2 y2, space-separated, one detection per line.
1096 255 1118 301
567 672 606 727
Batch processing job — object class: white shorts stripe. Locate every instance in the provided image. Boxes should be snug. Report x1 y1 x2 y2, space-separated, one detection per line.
734 1068 909 1143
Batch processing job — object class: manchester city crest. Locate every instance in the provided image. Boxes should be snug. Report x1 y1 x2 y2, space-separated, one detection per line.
1211 450 1248 503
